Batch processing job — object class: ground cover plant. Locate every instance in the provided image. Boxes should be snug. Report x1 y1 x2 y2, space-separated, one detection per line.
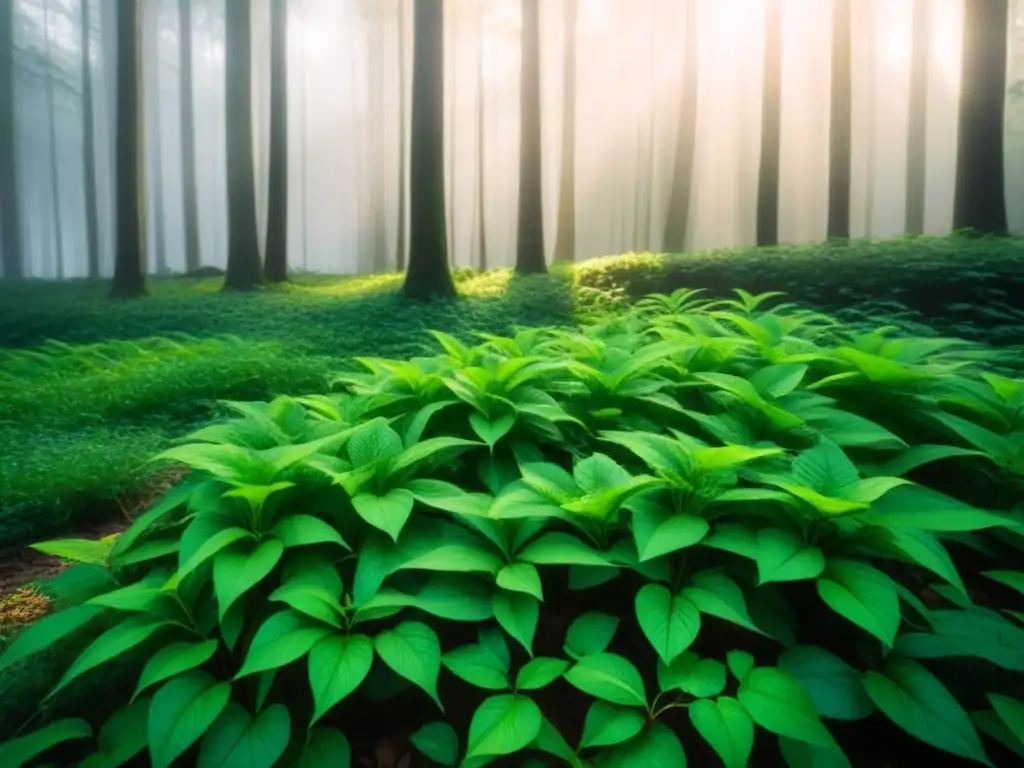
2 288 1024 767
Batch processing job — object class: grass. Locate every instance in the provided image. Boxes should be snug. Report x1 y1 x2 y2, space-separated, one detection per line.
0 234 1022 549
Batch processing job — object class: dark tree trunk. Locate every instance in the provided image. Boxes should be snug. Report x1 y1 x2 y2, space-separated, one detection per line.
0 0 21 280
552 0 576 263
396 0 407 272
954 0 1010 235
223 0 264 291
43 0 64 279
81 0 100 278
757 0 782 247
905 0 930 236
179 0 200 272
515 0 546 274
369 9 388 273
827 0 852 240
663 0 698 253
111 0 146 298
264 0 288 282
402 0 454 299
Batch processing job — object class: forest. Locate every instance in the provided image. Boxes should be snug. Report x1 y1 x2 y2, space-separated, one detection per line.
1 0 1024 766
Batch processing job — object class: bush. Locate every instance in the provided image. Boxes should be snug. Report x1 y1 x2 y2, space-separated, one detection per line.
2 289 1023 767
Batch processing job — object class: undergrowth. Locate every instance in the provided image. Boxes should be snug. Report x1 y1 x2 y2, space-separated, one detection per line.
2 289 1023 767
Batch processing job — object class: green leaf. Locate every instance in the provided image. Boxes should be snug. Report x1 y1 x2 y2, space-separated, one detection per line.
690 697 754 768
779 737 853 768
861 485 1012 531
756 529 826 584
214 538 284 620
177 527 255 581
235 610 333 679
134 640 220 699
517 532 610 567
531 716 582 767
308 634 374 724
406 478 492 517
657 652 727 698
0 605 105 674
565 611 619 658
516 657 570 690
493 589 539 656
388 436 482 477
148 671 232 768
470 412 517 448
862 658 989 765
632 504 708 562
593 722 686 767
564 653 647 708
270 514 349 550
31 537 116 565
294 727 351 768
580 701 646 749
497 562 544 601
703 524 759 559
816 559 900 646
982 570 1024 598
886 529 967 599
988 693 1024 745
683 571 761 634
197 702 291 768
738 666 837 748
466 694 543 760
777 645 873 721
351 489 416 542
442 644 510 690
518 461 580 503
635 583 701 666
81 698 151 768
374 621 444 710
727 650 755 681
410 722 458 767
0 719 91 768
268 582 344 628
574 453 633 492
348 421 404 466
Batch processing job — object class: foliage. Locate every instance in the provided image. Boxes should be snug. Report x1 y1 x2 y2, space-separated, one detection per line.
3 288 1024 767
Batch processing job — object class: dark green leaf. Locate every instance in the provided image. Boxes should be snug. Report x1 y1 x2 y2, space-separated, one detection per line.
516 657 570 690
565 611 619 658
738 667 837 748
493 589 539 656
148 671 232 768
778 645 873 721
564 653 647 708
410 722 458 767
374 621 444 710
308 634 374 724
690 697 754 768
0 719 91 768
635 583 701 666
816 559 900 646
197 702 290 768
580 701 645 749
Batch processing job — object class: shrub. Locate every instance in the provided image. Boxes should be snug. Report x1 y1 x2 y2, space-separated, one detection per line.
2 289 1023 767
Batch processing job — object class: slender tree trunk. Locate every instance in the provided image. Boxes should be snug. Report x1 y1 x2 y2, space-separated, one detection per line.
179 0 200 272
396 0 407 271
264 0 288 282
43 0 64 278
81 0 100 278
663 0 698 252
0 0 21 279
827 0 852 240
757 0 782 247
402 0 454 299
515 0 546 274
476 3 488 270
954 0 1010 235
552 0 576 262
369 8 388 272
223 0 264 291
111 0 145 298
905 0 930 236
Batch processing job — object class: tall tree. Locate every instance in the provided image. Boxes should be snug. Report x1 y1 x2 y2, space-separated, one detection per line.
552 0 575 262
663 0 699 253
81 0 100 278
110 0 145 298
0 0 22 279
178 0 200 272
515 0 545 274
222 0 264 291
402 0 454 299
264 0 288 282
43 0 64 278
905 0 930 236
396 0 408 271
475 0 488 269
954 0 1010 235
757 0 782 247
827 0 852 239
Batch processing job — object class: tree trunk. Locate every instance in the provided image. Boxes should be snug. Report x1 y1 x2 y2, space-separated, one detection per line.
663 0 698 253
827 0 852 240
757 0 782 247
43 0 65 279
515 0 546 274
396 0 407 271
223 0 264 291
0 0 21 279
264 0 288 282
954 0 1010 235
110 0 146 298
552 0 576 262
475 0 488 270
369 7 388 273
81 0 100 278
905 0 930 236
179 0 200 272
402 0 454 299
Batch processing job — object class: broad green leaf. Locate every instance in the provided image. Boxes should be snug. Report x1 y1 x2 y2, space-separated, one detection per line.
574 453 633 492
497 562 544 601
518 461 580 504
87 582 168 613
479 625 511 669
356 574 494 623
113 477 200 557
397 542 503 576
154 443 274 485
756 529 826 585
779 737 854 768
388 436 482 477
657 652 727 698
531 716 582 768
516 657 570 690
861 485 1012 532
470 412 517 448
406 478 492 517
580 701 645 749
565 611 619 658
690 697 754 768
31 537 115 565
635 584 701 666
683 571 761 634
703 524 759 560
886 529 967 599
593 722 686 767
374 621 444 710
894 607 1024 671
348 421 404 467
351 489 416 542
222 481 295 514
134 640 220 699
465 694 543 760
442 644 510 690
410 722 458 767
816 559 900 646
517 532 610 567
493 589 539 655
738 666 837 748
632 504 708 562
862 659 989 765
235 610 333 679
727 650 755 682
777 645 873 721
294 727 351 768
148 671 232 768
176 527 255 581
564 653 647 708
0 719 91 768
268 582 344 628
214 538 284 620
81 699 151 768
270 515 350 550
982 570 1024 598
0 605 105 674
308 634 374 724
988 693 1024 745
197 702 290 768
